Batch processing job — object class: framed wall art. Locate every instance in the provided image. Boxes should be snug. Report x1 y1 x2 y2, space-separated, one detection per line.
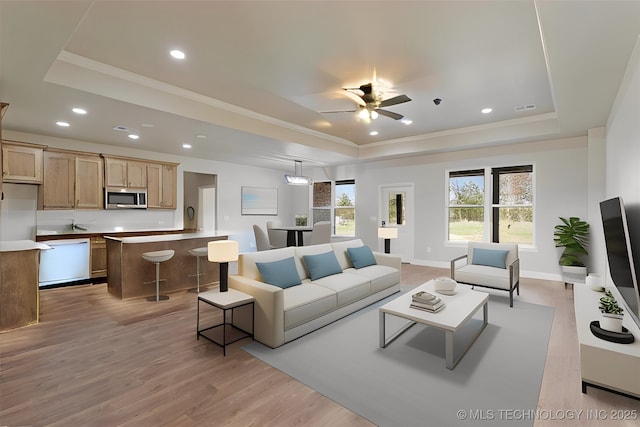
241 186 278 215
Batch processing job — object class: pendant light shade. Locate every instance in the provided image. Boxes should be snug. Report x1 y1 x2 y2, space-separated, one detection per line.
284 160 312 185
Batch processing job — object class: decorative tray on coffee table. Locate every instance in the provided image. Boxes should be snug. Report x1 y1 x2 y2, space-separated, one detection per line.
590 321 635 344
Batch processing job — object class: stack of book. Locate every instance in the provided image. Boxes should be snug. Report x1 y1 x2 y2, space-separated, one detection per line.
410 290 446 313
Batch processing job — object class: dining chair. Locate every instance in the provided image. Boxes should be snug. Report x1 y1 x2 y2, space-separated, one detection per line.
309 221 331 245
266 220 287 249
252 224 272 251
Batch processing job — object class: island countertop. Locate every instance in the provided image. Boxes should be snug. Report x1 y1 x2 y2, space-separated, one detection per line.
105 232 228 300
0 240 51 252
104 231 224 244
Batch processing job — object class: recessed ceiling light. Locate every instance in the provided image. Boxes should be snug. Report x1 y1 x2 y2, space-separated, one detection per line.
481 107 493 114
128 134 139 140
56 121 70 127
182 143 192 149
369 131 378 136
401 119 413 125
113 125 130 132
141 123 154 128
170 49 185 59
196 134 207 139
72 107 87 115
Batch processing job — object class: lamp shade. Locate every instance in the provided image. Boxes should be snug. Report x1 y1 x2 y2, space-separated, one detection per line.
378 227 398 239
208 240 239 263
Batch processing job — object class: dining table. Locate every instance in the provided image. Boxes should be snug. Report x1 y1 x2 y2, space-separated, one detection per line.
269 225 313 247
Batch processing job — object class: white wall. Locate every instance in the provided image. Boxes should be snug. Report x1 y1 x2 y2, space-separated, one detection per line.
605 34 640 276
326 136 589 280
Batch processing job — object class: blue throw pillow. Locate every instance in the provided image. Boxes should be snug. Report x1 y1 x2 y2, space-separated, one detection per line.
347 246 377 269
303 251 343 281
472 248 509 269
256 257 301 289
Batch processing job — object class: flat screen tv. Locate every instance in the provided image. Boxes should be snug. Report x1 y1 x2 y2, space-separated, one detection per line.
600 196 640 329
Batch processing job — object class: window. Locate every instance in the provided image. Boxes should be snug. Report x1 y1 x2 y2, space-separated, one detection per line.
492 165 533 244
334 180 355 236
448 165 533 245
312 181 331 224
448 169 485 242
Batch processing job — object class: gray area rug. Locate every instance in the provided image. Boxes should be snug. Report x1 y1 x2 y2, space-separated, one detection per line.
243 289 554 427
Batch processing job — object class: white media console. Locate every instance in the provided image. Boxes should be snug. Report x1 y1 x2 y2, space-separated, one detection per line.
573 284 640 399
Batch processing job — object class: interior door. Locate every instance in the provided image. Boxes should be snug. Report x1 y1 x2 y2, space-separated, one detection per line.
380 184 414 263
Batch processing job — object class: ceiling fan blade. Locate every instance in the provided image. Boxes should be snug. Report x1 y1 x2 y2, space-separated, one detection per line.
378 94 412 108
376 109 404 120
319 109 356 114
342 89 367 107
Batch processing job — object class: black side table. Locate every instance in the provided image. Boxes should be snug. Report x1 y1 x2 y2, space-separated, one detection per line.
197 288 255 356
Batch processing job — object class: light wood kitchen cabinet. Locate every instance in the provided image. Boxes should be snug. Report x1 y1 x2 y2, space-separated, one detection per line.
43 150 75 209
90 236 107 278
104 156 147 188
42 149 103 210
0 247 41 331
2 141 44 184
75 155 103 209
147 162 177 209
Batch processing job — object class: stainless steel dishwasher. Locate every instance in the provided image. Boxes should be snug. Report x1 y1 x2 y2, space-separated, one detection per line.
38 238 91 287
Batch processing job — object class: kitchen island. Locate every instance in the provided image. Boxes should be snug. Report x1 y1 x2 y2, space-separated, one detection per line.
105 232 227 300
0 240 51 330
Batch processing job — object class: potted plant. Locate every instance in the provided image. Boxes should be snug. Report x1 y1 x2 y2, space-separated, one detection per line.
599 290 624 332
553 216 590 284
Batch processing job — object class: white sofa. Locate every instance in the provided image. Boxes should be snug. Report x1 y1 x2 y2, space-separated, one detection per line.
229 239 401 348
450 241 520 307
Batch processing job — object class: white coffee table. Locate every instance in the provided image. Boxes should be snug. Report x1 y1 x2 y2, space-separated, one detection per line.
379 280 489 369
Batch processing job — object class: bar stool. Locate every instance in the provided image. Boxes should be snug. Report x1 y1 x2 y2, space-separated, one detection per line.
188 246 209 293
142 250 175 302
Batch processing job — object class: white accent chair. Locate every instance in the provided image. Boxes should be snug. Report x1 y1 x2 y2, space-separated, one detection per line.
252 224 271 251
450 242 520 307
310 221 331 245
266 220 287 249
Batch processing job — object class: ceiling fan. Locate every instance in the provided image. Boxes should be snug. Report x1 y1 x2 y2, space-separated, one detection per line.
322 81 412 121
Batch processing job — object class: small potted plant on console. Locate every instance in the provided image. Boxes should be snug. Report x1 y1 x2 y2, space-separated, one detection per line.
599 290 624 333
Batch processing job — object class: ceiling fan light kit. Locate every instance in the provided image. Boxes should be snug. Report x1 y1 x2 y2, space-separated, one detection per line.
321 76 412 122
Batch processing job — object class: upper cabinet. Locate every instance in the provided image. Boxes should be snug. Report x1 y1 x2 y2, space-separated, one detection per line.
42 149 103 210
104 156 147 188
147 162 177 209
2 141 44 184
75 155 103 209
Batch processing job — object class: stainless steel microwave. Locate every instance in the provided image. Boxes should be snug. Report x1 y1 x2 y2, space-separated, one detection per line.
105 187 147 209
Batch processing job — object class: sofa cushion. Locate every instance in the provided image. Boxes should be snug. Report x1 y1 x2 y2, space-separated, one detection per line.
303 251 343 281
283 283 337 329
455 264 511 290
238 247 301 281
347 245 377 269
472 248 509 269
311 272 371 307
349 264 400 293
331 239 365 270
256 257 301 289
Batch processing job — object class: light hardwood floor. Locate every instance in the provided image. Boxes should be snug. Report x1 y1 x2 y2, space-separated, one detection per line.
1 264 637 426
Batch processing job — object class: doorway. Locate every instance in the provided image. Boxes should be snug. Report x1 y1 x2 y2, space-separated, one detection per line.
183 172 217 231
380 183 414 262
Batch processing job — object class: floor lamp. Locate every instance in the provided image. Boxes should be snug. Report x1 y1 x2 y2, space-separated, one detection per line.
208 240 239 292
378 227 398 254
